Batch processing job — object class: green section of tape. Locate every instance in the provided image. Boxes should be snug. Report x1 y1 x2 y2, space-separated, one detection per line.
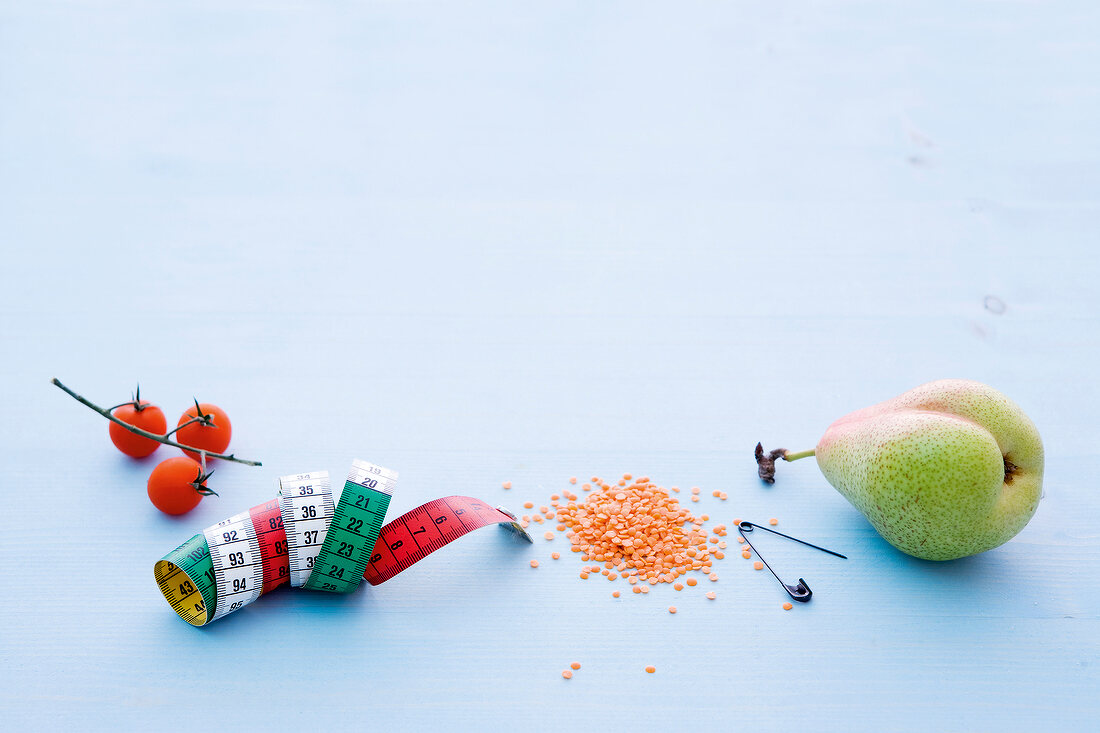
303 478 392 593
156 533 218 626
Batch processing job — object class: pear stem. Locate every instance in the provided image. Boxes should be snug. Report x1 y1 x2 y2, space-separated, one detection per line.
754 443 815 484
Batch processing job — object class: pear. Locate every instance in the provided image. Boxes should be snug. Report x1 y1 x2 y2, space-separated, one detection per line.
756 379 1043 561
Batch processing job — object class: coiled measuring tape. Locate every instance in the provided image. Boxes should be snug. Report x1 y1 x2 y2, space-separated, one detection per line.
154 458 531 626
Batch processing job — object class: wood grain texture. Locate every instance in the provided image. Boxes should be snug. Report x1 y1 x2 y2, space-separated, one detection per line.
1 1 1098 731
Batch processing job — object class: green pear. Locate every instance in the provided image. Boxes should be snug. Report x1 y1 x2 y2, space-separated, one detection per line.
756 379 1043 561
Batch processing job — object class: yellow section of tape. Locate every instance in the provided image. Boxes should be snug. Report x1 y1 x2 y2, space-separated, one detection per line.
154 560 208 627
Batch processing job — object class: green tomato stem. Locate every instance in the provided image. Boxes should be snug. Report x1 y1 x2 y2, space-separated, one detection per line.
163 414 209 438
51 378 261 467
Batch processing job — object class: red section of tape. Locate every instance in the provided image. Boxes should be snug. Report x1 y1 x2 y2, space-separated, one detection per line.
235 494 518 596
363 496 523 585
249 499 291 595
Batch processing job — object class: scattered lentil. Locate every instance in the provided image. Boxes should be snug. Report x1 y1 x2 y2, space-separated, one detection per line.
502 481 512 489
530 560 539 568
769 518 778 526
783 602 793 610
753 561 763 570
552 552 560 560
668 606 677 614
562 670 573 679
706 591 716 600
645 666 656 674
544 532 555 540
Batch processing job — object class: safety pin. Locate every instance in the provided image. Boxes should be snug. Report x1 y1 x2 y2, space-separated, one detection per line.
737 521 846 602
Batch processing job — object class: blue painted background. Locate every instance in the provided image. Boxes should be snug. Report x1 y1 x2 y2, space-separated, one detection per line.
2 2 1098 730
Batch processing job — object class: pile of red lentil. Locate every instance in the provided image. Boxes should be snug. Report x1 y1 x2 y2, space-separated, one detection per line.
515 473 738 601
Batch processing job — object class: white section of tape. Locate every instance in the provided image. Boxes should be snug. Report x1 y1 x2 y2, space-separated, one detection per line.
203 510 264 622
347 459 397 496
278 471 334 587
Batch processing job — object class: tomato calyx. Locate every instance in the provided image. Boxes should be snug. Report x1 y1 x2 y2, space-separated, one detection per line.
190 398 218 427
191 467 218 497
164 399 220 439
108 384 150 413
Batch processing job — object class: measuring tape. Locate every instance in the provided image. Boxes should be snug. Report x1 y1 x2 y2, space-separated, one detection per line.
154 459 531 626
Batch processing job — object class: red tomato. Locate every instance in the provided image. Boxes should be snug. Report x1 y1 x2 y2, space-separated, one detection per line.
148 456 208 515
175 403 232 461
109 400 166 458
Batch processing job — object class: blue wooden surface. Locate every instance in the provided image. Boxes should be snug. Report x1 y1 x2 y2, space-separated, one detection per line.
2 2 1099 730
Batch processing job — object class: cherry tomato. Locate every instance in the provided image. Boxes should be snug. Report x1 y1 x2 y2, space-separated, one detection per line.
147 456 208 515
109 400 166 458
175 403 232 461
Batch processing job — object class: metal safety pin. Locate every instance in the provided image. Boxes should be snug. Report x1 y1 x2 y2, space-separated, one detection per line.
737 521 847 602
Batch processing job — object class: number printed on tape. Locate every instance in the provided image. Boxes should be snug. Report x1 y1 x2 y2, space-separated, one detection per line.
203 510 264 622
278 471 333 588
